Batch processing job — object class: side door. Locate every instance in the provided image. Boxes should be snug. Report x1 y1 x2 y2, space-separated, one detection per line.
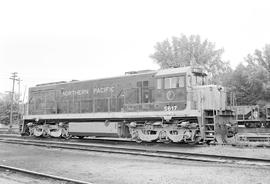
137 80 151 103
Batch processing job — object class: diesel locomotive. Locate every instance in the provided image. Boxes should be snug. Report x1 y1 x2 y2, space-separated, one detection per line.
21 66 237 144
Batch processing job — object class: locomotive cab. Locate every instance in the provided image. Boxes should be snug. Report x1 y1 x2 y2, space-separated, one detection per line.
154 68 187 111
154 66 209 112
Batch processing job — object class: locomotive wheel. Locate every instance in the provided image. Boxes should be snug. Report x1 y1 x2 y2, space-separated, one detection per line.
135 138 142 143
205 140 213 145
21 127 30 136
61 132 72 139
62 134 72 140
263 122 270 128
188 136 201 145
42 130 50 138
185 141 196 145
21 132 29 136
244 122 252 128
255 122 262 128
163 139 172 144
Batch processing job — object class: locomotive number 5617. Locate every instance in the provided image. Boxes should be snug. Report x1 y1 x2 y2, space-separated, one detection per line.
164 105 178 111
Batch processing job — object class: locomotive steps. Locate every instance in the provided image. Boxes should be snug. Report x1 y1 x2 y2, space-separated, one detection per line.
0 137 270 167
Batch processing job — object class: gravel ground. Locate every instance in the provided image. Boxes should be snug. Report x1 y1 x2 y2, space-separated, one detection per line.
0 168 66 184
0 143 270 184
160 144 270 159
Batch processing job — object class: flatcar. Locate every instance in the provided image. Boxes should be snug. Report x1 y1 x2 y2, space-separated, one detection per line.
21 66 236 144
233 105 270 128
229 105 270 142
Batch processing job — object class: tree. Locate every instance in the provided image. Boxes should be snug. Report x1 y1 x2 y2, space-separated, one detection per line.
223 64 258 105
224 45 270 105
246 44 270 73
0 93 20 125
245 44 270 104
150 34 231 83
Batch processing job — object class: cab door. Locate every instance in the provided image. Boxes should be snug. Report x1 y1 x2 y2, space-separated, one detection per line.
137 80 151 103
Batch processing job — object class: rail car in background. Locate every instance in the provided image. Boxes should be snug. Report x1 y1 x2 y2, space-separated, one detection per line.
234 105 270 128
233 105 270 142
21 66 237 144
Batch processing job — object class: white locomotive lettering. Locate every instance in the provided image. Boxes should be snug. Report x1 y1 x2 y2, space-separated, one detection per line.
164 105 178 111
93 87 114 94
62 89 89 96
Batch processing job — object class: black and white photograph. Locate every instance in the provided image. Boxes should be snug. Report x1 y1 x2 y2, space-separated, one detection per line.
1 0 270 183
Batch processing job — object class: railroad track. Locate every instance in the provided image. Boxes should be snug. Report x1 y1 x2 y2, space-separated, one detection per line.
0 133 201 148
0 137 270 167
0 164 92 184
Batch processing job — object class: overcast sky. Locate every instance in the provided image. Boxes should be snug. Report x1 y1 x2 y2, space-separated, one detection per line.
1 0 270 99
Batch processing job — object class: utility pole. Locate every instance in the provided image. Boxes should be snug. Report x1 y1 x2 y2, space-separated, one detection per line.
9 72 19 130
18 78 22 102
17 78 22 119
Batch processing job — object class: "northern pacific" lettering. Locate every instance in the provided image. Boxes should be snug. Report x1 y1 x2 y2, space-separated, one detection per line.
62 89 89 96
93 87 114 94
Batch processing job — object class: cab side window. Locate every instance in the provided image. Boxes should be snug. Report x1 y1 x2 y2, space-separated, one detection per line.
164 78 171 89
171 77 178 88
179 76 185 87
162 76 185 89
157 78 163 89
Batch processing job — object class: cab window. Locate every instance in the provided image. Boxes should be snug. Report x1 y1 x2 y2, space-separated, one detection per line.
164 78 171 89
179 76 185 87
171 77 178 88
192 75 206 86
157 78 163 89
163 76 185 89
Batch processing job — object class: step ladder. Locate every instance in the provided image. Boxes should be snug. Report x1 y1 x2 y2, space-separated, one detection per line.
203 110 216 142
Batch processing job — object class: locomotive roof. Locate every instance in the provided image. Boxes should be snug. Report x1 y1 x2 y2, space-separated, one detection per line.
155 66 192 77
32 66 194 89
32 70 156 89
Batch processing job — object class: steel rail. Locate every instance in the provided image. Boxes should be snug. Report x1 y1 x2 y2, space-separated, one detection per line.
0 164 93 184
0 137 270 166
0 133 201 148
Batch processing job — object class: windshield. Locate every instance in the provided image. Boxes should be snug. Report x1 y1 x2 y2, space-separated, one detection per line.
193 75 206 86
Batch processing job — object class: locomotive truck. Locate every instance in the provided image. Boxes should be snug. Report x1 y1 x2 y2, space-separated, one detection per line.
21 66 237 144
